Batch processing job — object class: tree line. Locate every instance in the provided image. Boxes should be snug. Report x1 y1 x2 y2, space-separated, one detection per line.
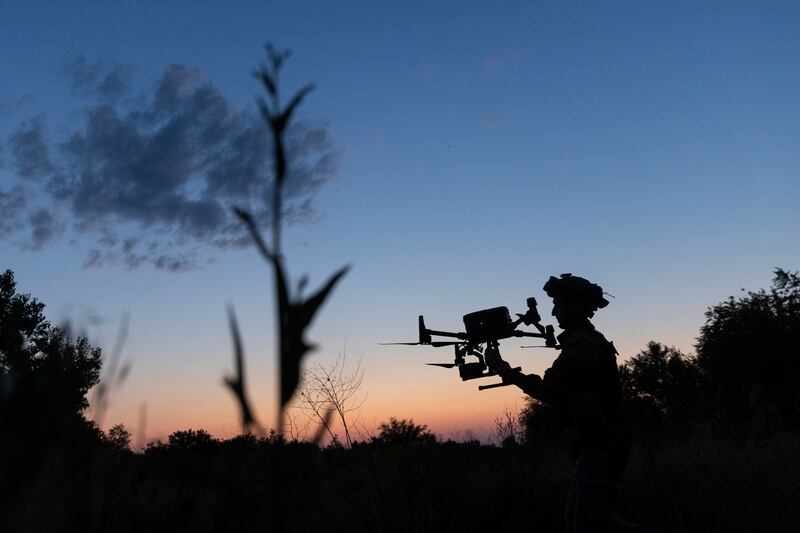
3 267 798 452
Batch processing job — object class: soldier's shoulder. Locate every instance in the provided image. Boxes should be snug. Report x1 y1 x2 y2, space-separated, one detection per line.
588 328 611 344
568 326 608 344
564 327 616 355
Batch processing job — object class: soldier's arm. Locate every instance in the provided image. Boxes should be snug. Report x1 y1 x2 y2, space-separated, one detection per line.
532 344 588 405
500 369 545 399
537 335 609 417
483 344 547 399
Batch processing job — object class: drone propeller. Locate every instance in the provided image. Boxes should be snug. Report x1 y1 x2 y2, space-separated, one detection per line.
426 362 458 368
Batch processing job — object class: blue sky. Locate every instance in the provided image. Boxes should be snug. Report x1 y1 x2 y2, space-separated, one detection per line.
1 1 798 440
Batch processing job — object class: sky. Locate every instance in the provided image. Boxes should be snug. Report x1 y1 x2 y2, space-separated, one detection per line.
1 0 799 444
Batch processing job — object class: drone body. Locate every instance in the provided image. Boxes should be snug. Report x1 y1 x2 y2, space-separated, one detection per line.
382 298 559 390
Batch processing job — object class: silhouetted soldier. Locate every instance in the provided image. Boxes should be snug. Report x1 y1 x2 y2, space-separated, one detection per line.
487 274 641 533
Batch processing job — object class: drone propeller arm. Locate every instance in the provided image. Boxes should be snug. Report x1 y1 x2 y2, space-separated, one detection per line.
512 331 547 339
425 328 468 340
511 325 558 348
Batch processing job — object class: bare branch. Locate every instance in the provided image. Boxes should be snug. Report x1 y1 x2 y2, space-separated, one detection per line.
293 348 366 448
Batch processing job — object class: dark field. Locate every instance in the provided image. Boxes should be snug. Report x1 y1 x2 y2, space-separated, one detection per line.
4 425 799 533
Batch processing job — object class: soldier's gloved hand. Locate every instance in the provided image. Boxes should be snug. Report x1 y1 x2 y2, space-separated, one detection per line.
522 374 543 396
484 344 511 374
525 374 542 387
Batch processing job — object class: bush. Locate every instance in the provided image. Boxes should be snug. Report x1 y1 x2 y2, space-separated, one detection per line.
372 417 437 445
106 423 132 451
167 429 216 451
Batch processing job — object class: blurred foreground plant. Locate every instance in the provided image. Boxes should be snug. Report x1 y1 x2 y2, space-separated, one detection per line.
224 44 349 440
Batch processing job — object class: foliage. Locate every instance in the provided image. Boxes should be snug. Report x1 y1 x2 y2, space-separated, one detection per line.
619 341 703 421
373 417 437 446
167 429 216 451
0 269 102 416
106 423 132 451
0 269 49 369
696 268 800 420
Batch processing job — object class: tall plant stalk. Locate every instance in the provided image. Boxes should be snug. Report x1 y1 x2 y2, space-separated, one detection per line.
225 44 349 438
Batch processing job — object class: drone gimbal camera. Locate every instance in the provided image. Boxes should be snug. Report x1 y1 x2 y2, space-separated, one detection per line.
383 298 558 390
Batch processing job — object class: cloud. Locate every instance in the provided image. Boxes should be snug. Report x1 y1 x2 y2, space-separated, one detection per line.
0 185 27 239
0 94 33 119
26 208 62 250
8 116 54 179
3 57 341 271
64 54 134 103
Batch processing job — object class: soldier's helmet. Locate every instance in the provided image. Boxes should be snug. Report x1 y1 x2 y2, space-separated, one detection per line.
543 273 609 311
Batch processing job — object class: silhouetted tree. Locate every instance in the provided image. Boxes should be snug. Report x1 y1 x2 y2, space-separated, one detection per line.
619 341 703 422
0 269 102 420
373 417 436 445
696 268 800 422
1 270 49 367
106 423 132 450
0 269 104 518
167 428 216 451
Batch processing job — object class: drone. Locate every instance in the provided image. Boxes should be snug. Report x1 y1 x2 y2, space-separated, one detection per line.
382 298 559 391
